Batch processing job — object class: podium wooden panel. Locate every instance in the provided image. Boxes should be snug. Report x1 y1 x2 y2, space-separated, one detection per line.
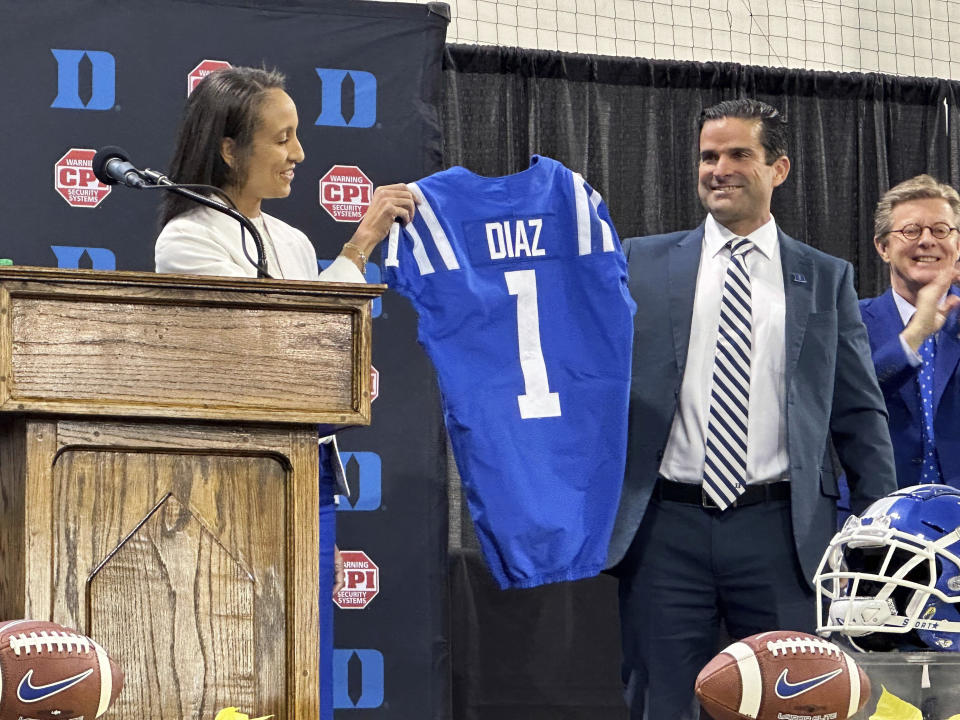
0 267 384 720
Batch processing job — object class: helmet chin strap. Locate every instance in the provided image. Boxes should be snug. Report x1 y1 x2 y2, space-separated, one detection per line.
916 617 960 633
827 597 902 636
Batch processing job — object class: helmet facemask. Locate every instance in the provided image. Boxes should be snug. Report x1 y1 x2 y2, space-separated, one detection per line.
814 486 960 652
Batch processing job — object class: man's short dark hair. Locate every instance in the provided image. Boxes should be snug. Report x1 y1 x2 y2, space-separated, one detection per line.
699 99 788 165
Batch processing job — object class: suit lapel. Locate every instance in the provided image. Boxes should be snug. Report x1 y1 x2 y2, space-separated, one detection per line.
860 289 903 347
934 287 960 413
668 226 704 375
778 231 814 391
870 290 922 425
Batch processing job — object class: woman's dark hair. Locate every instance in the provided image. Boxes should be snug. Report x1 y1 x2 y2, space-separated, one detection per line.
159 66 286 226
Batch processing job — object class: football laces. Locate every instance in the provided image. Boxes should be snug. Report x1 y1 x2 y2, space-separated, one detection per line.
766 636 842 657
10 631 92 657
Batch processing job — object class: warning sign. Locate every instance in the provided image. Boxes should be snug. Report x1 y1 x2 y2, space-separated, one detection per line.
187 59 232 95
319 165 372 222
54 148 110 209
334 549 379 610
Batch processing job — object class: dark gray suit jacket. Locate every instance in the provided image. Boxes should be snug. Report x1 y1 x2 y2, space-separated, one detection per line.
607 225 897 585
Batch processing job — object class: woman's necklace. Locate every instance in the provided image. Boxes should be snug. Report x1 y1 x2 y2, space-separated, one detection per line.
253 214 284 279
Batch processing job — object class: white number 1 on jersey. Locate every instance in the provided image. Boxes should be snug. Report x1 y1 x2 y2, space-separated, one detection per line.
504 269 562 419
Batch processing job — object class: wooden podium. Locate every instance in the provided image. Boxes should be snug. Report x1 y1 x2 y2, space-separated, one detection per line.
0 267 384 719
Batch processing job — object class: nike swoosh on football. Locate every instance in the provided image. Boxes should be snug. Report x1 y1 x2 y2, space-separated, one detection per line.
17 668 94 703
774 667 843 699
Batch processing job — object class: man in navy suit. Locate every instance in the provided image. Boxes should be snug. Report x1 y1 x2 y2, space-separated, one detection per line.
859 175 960 488
608 99 897 720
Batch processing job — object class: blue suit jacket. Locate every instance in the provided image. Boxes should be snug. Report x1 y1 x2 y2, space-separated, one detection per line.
607 225 898 585
859 288 960 488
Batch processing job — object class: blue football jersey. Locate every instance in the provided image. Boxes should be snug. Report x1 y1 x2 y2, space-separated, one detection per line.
384 155 636 589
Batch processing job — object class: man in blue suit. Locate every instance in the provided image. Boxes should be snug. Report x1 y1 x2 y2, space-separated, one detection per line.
608 99 897 720
859 175 960 488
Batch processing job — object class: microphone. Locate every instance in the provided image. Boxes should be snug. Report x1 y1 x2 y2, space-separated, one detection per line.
92 146 146 188
92 144 270 277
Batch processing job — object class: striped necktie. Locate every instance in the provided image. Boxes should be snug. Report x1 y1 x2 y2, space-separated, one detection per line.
703 237 754 509
918 335 942 484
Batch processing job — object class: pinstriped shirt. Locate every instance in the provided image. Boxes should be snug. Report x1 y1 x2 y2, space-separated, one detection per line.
659 213 789 485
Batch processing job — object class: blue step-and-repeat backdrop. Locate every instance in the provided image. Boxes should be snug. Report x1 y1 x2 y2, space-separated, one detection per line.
0 1 449 718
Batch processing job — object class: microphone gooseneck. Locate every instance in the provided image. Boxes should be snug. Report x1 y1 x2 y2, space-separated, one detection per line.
92 146 269 278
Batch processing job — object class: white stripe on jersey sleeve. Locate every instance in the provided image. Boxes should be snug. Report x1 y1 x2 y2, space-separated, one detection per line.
572 173 592 256
385 223 401 267
409 182 460 270
405 223 436 275
588 189 615 252
723 642 762 719
843 650 860 720
386 218 435 275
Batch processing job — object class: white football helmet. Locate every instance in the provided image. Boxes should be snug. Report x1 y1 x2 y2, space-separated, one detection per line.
814 484 960 651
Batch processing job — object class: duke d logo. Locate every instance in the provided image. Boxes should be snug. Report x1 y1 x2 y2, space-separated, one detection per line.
51 49 115 110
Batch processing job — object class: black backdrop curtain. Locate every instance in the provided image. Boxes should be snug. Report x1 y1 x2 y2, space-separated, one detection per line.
442 44 960 299
441 44 960 720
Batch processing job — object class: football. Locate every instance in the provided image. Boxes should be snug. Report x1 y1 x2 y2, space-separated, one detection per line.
695 630 870 720
0 619 124 719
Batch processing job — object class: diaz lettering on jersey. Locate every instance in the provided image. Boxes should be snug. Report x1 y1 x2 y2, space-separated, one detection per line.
485 218 545 260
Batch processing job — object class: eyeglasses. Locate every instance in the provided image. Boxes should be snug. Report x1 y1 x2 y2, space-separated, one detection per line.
886 223 959 241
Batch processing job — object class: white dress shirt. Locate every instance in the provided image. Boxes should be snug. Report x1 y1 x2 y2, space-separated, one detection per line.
156 204 363 282
659 214 789 485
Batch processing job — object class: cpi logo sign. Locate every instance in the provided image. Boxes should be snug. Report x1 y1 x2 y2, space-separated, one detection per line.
334 550 379 609
54 148 110 208
319 165 372 222
188 59 231 95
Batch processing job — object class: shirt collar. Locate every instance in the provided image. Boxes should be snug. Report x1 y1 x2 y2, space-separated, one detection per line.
891 288 948 327
704 213 778 260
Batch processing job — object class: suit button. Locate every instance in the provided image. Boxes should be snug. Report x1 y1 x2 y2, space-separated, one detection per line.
912 458 923 465
656 449 664 461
